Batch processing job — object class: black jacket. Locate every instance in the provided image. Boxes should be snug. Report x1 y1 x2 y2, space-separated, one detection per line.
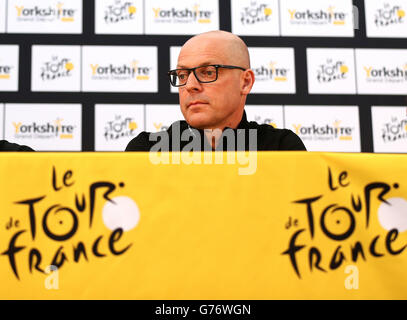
126 112 306 152
0 140 34 151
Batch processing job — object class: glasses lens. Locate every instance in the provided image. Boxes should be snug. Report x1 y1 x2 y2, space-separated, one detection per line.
169 70 185 87
195 66 217 83
174 69 190 86
169 71 176 86
169 66 218 86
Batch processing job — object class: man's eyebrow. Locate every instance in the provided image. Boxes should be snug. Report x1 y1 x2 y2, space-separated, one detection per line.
176 61 217 69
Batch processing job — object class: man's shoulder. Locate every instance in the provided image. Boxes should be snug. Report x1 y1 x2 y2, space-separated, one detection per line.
246 122 307 151
125 120 187 151
0 140 34 152
125 119 307 152
245 120 290 136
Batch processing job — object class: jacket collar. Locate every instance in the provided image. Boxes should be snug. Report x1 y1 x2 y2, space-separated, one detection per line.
184 110 251 151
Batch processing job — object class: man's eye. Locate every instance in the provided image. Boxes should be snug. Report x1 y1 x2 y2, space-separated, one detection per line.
200 69 213 76
178 72 188 80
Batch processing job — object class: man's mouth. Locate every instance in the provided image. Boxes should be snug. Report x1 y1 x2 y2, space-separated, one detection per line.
188 101 208 108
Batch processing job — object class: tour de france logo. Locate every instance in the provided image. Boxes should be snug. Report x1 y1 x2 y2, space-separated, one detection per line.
1 166 140 281
282 167 406 279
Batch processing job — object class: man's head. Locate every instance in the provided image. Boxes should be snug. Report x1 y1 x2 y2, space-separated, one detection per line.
175 30 255 130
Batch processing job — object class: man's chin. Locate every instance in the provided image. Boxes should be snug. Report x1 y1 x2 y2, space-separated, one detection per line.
185 114 213 130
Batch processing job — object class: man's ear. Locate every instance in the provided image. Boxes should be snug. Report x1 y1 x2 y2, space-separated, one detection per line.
241 69 255 95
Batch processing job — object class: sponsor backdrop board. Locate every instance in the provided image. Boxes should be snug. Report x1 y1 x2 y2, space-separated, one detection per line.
280 0 355 37
0 0 406 153
95 104 144 151
0 45 19 92
365 0 407 38
355 49 407 95
31 45 81 92
4 104 82 151
95 0 144 34
307 48 357 95
82 46 158 92
284 106 361 152
144 0 220 35
249 47 296 94
372 106 407 153
231 0 280 36
7 0 83 34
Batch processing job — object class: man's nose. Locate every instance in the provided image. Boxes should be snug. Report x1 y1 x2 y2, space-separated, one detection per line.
184 71 202 91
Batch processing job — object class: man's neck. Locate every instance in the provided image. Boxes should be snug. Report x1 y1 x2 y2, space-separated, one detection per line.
203 129 223 150
201 110 247 150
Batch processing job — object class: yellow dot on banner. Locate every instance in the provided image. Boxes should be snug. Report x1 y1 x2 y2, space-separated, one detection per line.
340 65 349 73
398 10 405 18
65 62 74 71
264 8 272 16
129 122 138 130
128 6 136 14
405 124 407 132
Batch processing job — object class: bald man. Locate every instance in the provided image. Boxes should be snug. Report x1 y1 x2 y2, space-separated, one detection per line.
125 31 306 151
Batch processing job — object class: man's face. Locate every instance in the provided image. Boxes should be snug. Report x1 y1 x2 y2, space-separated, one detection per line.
177 37 246 130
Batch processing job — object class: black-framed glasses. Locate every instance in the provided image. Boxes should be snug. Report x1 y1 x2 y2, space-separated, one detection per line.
168 64 247 87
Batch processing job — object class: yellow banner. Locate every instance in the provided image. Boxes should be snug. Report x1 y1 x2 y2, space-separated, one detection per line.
0 152 406 300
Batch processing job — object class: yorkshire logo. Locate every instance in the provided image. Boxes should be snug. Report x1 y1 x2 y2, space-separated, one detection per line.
0 64 13 80
364 64 407 83
12 118 75 139
381 116 407 143
240 3 273 25
288 6 347 25
14 2 76 22
1 166 139 280
104 115 138 141
152 5 213 23
293 120 354 141
317 59 349 83
40 56 74 81
283 167 406 279
90 61 151 81
104 0 137 24
253 62 289 82
375 3 405 27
